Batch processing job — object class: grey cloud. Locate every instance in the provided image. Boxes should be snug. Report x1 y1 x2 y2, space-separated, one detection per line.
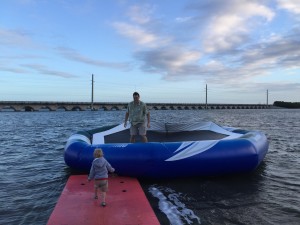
186 0 229 17
56 47 131 71
135 46 298 86
134 22 300 84
21 64 77 78
0 27 36 48
186 0 269 16
0 65 28 74
134 48 202 78
277 0 300 15
113 0 299 94
237 29 300 70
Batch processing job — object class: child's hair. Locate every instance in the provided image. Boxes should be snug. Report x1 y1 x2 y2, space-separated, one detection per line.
93 148 103 158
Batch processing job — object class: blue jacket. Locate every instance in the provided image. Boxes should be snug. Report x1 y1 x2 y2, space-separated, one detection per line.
88 157 115 180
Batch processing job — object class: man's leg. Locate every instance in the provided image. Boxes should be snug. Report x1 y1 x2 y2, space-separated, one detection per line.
139 123 148 143
130 125 138 143
141 135 148 143
130 135 135 143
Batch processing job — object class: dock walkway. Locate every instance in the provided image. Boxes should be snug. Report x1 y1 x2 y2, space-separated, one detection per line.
47 175 160 225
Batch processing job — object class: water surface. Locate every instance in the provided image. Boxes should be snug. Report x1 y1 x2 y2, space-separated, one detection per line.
0 109 299 224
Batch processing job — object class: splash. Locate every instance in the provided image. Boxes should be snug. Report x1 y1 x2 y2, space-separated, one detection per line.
149 186 201 225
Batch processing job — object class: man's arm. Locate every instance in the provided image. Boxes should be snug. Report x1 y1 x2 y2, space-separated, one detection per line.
147 112 150 128
124 111 129 127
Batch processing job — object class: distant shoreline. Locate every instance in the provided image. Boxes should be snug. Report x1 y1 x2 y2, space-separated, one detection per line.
273 101 300 109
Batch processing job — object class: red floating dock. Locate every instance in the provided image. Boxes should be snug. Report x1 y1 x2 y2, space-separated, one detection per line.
47 175 160 225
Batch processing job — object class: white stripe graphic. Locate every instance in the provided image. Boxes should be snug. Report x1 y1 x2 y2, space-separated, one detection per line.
165 140 219 161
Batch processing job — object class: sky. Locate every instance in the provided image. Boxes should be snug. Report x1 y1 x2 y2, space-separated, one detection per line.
1 0 300 104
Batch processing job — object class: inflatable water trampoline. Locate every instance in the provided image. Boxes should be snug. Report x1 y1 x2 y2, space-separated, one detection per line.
64 121 269 178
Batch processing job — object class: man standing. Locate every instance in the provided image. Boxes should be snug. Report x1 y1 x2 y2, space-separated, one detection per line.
124 92 150 143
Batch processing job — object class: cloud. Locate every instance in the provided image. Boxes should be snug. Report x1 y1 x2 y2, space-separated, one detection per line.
21 64 77 78
0 27 35 48
134 25 300 84
112 22 172 48
0 55 43 75
56 47 131 71
277 0 300 14
0 65 28 74
239 28 300 70
113 22 157 46
111 0 300 90
191 0 275 53
112 3 172 48
134 47 201 77
203 29 300 83
127 4 155 24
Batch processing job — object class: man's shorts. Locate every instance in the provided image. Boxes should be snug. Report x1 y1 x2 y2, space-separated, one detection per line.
130 123 147 136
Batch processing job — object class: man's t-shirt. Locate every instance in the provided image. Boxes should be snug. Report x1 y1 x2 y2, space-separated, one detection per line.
127 101 148 126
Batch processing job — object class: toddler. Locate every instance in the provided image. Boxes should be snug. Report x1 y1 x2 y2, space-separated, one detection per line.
88 148 115 207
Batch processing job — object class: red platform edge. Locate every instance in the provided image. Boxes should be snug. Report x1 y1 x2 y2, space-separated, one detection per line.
47 175 160 225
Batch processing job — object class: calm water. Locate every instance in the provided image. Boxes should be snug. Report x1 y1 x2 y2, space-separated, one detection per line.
0 109 299 225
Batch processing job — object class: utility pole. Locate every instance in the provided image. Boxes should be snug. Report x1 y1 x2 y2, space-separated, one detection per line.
205 84 208 110
91 74 94 110
266 89 269 106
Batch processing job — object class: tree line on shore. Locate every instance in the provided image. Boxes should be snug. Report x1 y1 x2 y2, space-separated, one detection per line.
273 101 300 108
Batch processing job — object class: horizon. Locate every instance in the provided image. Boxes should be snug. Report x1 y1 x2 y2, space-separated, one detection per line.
1 0 300 104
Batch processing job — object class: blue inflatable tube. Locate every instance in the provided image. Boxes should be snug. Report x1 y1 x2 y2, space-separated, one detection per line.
64 122 269 178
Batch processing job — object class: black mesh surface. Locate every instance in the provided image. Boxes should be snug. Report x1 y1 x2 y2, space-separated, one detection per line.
104 130 227 143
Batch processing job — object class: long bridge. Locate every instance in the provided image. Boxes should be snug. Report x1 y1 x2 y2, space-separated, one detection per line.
0 101 271 112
